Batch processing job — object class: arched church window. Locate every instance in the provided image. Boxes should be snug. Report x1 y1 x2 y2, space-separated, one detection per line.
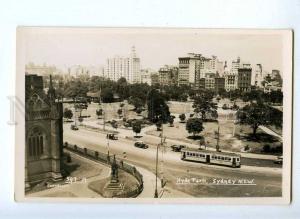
28 128 44 158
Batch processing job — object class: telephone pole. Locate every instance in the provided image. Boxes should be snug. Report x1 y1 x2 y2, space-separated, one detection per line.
216 125 220 152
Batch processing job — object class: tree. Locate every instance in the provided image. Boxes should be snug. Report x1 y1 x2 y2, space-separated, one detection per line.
64 80 88 99
132 121 142 137
63 108 73 121
96 108 103 119
237 102 272 136
147 89 170 123
179 113 186 123
193 91 217 121
156 120 162 131
169 116 174 127
186 118 204 137
117 108 123 118
128 96 144 111
101 87 114 103
111 120 118 130
136 108 142 115
268 90 283 104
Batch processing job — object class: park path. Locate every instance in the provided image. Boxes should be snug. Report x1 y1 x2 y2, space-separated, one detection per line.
259 125 283 141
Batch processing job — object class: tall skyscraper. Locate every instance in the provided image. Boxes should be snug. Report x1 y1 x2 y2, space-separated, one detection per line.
106 46 141 83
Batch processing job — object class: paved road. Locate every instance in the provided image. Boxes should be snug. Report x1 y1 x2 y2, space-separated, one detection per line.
63 123 282 197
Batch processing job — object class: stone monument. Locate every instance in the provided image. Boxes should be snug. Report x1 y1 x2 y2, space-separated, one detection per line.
103 155 124 197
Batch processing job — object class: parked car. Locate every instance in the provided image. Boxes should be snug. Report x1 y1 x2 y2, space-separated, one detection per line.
71 124 78 130
274 156 283 164
107 133 118 140
134 141 149 149
171 145 186 152
222 104 229 110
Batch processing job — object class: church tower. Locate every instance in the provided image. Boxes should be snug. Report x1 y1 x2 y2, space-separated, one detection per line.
25 74 63 191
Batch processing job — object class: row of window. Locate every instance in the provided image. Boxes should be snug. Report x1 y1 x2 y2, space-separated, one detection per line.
185 152 240 162
212 155 232 161
186 152 206 158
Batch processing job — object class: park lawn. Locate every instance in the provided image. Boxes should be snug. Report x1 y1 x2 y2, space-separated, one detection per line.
167 101 193 114
64 102 145 122
146 120 282 155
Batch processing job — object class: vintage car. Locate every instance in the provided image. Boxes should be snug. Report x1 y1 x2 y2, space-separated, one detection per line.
71 124 79 130
134 141 149 149
107 133 118 140
171 144 186 152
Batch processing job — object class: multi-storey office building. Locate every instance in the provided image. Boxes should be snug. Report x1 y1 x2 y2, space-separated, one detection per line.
178 53 201 86
105 46 140 83
178 53 222 88
158 65 179 86
254 64 263 87
215 77 225 93
238 68 252 91
225 74 238 91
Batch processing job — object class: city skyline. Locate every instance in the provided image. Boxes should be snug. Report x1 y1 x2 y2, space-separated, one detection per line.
23 28 283 74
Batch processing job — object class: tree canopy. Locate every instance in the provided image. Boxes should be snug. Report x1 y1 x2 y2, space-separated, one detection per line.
193 90 218 120
237 102 275 136
186 118 204 137
147 89 170 123
132 121 142 136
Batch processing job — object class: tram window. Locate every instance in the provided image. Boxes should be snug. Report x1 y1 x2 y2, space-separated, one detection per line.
236 158 240 162
221 157 224 160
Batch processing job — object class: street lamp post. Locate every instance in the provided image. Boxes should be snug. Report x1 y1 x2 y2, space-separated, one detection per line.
216 125 220 152
154 142 159 198
106 133 110 162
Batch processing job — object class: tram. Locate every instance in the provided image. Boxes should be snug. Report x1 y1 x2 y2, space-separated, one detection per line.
181 148 241 168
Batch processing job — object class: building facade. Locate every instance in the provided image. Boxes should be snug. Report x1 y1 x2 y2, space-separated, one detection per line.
150 73 159 86
254 64 263 87
215 77 225 93
225 74 238 91
231 57 242 75
158 65 178 86
238 68 252 91
178 53 222 88
140 69 154 85
25 74 63 191
178 54 200 86
105 46 140 83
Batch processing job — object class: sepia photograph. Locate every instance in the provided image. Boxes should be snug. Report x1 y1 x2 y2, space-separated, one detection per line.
14 27 292 203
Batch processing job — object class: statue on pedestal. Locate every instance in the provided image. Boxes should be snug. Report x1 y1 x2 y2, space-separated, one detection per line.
110 155 119 183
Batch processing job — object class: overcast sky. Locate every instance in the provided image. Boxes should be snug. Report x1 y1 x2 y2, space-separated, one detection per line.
22 28 284 73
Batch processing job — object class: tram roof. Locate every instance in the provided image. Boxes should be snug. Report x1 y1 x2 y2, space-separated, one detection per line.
182 148 241 157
